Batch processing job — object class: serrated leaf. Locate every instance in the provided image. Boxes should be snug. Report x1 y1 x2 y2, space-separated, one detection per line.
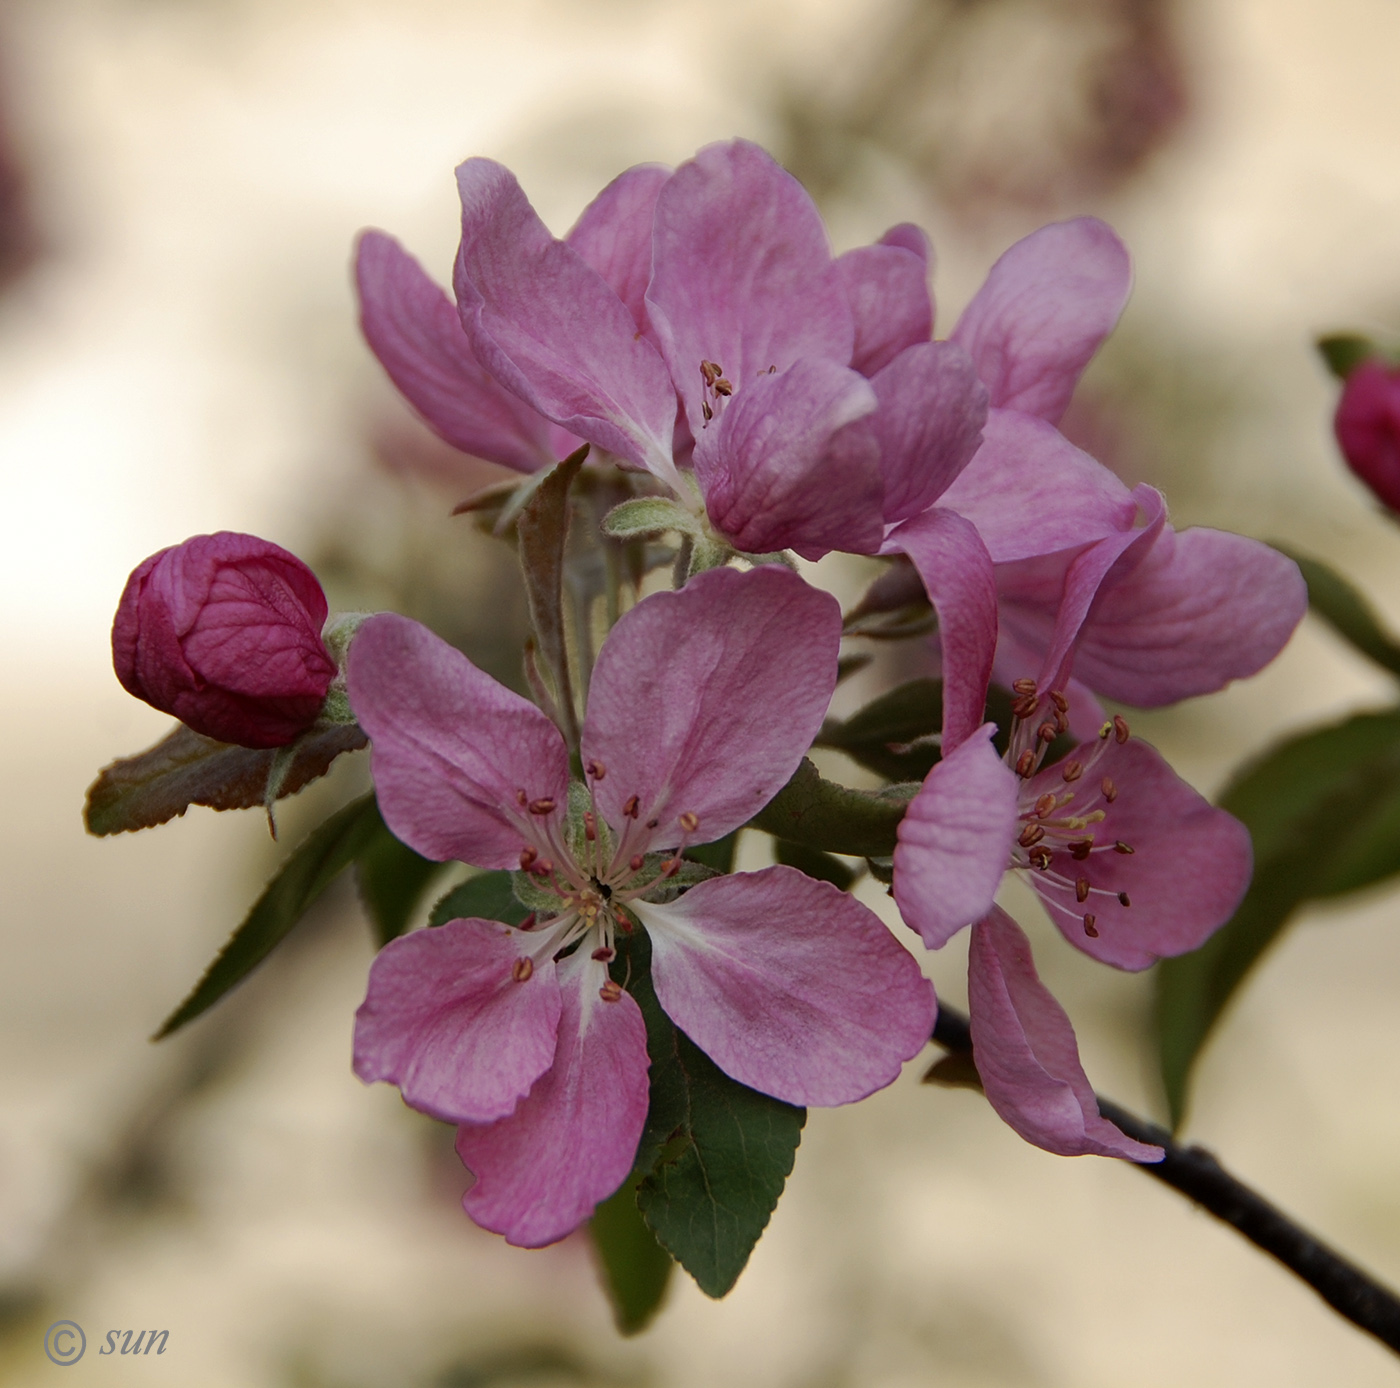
1157 710 1400 1125
773 839 857 890
601 496 701 539
84 722 367 836
617 933 804 1299
354 811 446 946
428 871 530 928
817 678 943 780
1274 546 1400 679
588 1180 674 1335
748 757 916 858
154 794 383 1038
1316 333 1378 381
682 832 737 875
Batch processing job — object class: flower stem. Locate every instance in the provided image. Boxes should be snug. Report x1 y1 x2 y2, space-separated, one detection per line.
930 1004 1400 1355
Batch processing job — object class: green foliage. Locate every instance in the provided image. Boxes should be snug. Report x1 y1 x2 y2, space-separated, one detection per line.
354 814 445 946
683 832 737 875
748 757 916 858
1277 546 1400 679
617 932 804 1299
601 496 701 539
588 1181 674 1335
773 839 857 890
155 794 385 1038
817 677 943 780
1158 710 1400 1125
1316 333 1379 381
429 871 531 928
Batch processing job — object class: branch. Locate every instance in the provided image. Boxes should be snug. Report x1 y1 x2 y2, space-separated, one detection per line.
931 1005 1400 1356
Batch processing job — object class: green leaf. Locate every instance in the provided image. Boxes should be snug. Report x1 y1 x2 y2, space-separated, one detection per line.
748 757 916 858
154 794 383 1038
1274 546 1400 679
354 808 446 946
516 445 588 743
618 933 804 1299
683 832 737 875
428 871 530 928
588 1180 674 1335
1157 710 1400 1125
84 722 366 836
1316 333 1378 381
601 496 702 539
773 839 857 890
817 678 943 780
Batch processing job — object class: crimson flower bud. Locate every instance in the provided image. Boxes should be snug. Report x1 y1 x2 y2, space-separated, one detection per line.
1335 358 1400 512
112 532 336 748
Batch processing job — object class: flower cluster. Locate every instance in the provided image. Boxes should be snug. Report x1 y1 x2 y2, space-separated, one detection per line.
106 140 1306 1270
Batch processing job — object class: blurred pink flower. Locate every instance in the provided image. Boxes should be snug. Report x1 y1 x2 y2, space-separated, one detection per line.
111 532 336 748
346 565 934 1247
1335 356 1400 513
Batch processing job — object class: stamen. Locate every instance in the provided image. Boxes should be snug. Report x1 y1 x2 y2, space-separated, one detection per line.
1113 715 1130 744
1118 892 1131 907
1069 838 1094 860
519 913 537 931
1101 777 1118 803
1083 914 1099 938
1012 677 1037 695
646 818 660 829
1098 722 1113 740
1037 722 1058 744
1018 824 1046 848
586 759 607 780
1015 750 1037 778
622 794 640 819
511 958 534 983
660 857 682 877
1011 692 1038 719
1034 792 1058 819
516 789 528 806
1061 760 1083 783
528 798 556 816
583 811 597 841
519 846 537 870
1049 691 1069 714
529 858 554 876
679 811 700 833
1028 846 1053 870
1114 840 1135 855
629 854 644 872
599 980 623 1003
591 946 616 962
1075 877 1090 903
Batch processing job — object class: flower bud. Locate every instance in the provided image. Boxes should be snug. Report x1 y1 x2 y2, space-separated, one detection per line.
112 532 336 748
1335 358 1400 513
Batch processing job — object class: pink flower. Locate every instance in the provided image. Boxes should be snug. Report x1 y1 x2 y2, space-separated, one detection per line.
357 141 986 558
346 565 934 1247
112 532 337 748
1335 357 1400 512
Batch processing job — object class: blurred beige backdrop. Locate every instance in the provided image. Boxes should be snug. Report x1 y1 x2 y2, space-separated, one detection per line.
4 0 1400 1383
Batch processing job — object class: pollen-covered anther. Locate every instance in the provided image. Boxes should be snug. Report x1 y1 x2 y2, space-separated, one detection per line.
1061 760 1083 783
583 811 597 841
586 759 607 780
1018 824 1046 848
511 958 534 983
1083 914 1099 938
622 794 640 819
1069 838 1094 861
1114 840 1135 855
1101 777 1118 803
1011 692 1038 719
1075 876 1090 903
1098 721 1113 740
679 810 700 833
1113 715 1130 745
1118 892 1131 907
528 798 556 816
1049 691 1069 714
1015 750 1036 778
1037 721 1057 744
591 946 615 962
1029 846 1053 870
628 853 644 872
519 846 537 870
1034 792 1058 819
599 980 623 1003
1012 677 1037 695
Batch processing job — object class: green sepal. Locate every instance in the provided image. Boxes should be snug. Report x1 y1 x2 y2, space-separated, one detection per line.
601 497 702 539
748 757 916 858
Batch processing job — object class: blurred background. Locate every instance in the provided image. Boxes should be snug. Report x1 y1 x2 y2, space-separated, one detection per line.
4 0 1400 1382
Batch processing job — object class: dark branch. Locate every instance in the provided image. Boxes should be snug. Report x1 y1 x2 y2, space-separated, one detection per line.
931 1005 1400 1356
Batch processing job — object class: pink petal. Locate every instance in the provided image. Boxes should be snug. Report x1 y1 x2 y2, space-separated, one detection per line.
968 908 1162 1160
353 918 561 1124
581 565 841 847
635 866 935 1105
693 357 884 557
346 613 569 869
838 226 933 377
938 410 1139 563
647 139 853 437
892 725 1018 948
1068 528 1307 706
870 341 988 526
884 506 998 751
355 231 559 474
951 218 1131 424
564 163 671 333
455 953 650 1247
1027 737 1252 970
452 158 680 487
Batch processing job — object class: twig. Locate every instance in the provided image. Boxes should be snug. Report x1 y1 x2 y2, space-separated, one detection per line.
931 1004 1400 1356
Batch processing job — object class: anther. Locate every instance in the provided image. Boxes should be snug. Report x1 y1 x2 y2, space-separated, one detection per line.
1114 840 1135 855
1029 846 1053 870
1018 824 1046 848
1015 750 1037 778
1049 691 1069 714
1062 760 1083 783
1083 914 1099 938
516 789 528 806
1075 877 1090 903
511 958 534 983
629 853 644 872
1098 721 1113 740
646 818 659 829
1113 715 1130 745
591 946 616 962
528 798 556 816
1117 892 1131 907
1037 721 1057 743
1101 777 1118 803
713 376 733 396
583 811 597 841
1011 692 1038 719
679 811 700 833
1069 838 1094 860
1012 678 1037 695
622 794 640 819
530 858 554 876
701 400 713 422
586 759 607 780
1034 792 1058 819
519 846 537 870
599 980 623 1003
661 856 682 877
1054 710 1069 735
